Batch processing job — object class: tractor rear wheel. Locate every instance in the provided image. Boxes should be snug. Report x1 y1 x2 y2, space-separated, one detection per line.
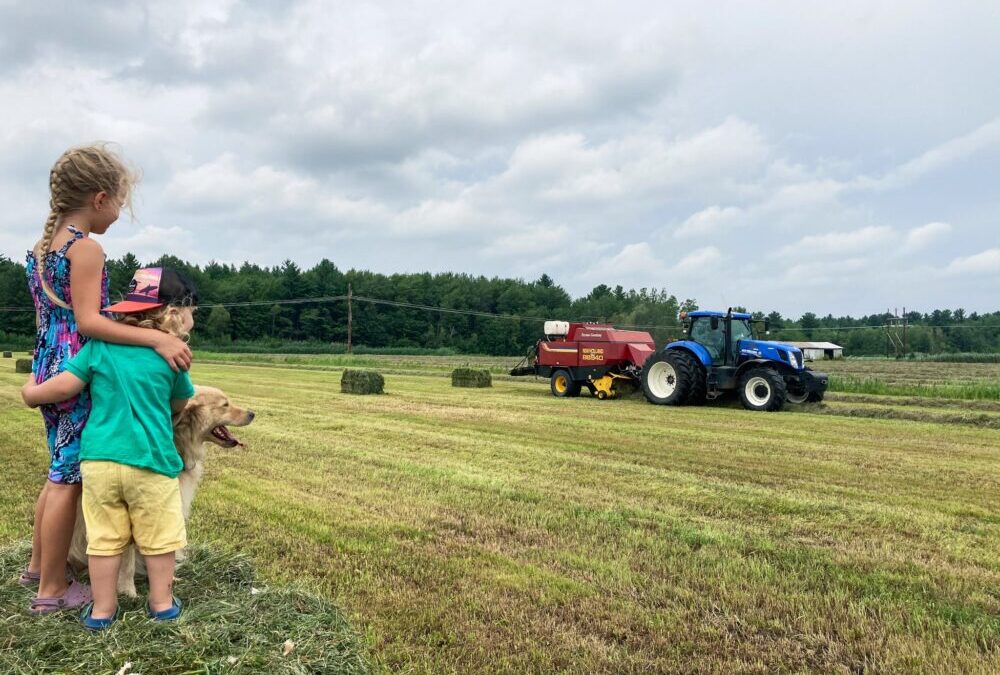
738 367 787 411
550 369 581 398
641 351 692 405
681 353 707 405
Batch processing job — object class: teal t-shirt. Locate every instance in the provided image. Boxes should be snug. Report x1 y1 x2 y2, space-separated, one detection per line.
65 340 194 478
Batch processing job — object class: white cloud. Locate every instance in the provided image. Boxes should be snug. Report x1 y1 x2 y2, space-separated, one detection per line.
853 118 1000 191
943 248 1000 276
606 242 659 273
779 226 896 257
165 154 317 212
0 1 997 316
674 206 744 239
903 221 952 252
104 225 197 263
783 257 870 287
673 246 722 275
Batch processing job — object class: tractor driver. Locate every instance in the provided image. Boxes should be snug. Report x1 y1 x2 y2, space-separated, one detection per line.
690 317 726 362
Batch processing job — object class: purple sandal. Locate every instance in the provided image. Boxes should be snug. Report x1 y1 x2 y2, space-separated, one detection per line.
18 565 74 587
29 580 92 615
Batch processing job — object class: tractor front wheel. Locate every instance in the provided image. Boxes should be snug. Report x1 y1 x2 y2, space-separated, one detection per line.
738 367 787 411
785 383 809 404
642 351 692 405
550 369 581 398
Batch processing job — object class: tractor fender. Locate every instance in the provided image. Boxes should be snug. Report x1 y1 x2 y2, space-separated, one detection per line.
663 341 712 367
734 359 795 379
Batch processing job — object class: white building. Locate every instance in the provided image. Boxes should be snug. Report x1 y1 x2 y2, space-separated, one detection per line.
782 341 843 361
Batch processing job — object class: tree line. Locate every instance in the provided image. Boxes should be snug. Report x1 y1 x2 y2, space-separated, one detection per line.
1 253 998 356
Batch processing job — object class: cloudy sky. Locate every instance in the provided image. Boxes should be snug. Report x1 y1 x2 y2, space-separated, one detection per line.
1 0 997 316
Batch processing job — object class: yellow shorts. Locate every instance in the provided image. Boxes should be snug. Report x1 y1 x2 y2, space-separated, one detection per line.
80 461 187 557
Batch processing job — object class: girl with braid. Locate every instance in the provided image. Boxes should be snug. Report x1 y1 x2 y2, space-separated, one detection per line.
21 144 192 614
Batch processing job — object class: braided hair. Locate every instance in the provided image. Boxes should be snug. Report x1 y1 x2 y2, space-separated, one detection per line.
36 144 138 309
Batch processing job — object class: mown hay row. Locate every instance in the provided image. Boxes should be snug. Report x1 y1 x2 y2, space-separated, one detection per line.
14 359 31 374
341 369 385 395
451 367 492 388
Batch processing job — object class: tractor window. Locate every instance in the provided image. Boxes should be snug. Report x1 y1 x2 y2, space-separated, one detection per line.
690 317 724 360
730 320 753 358
731 320 753 343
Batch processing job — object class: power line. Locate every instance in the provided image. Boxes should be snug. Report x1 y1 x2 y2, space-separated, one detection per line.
1 295 999 332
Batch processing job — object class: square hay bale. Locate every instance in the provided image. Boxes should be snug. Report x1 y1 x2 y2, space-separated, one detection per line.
451 367 492 388
341 369 384 395
15 359 32 374
2 351 11 358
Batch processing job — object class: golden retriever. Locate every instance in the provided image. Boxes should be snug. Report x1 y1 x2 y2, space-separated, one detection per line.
68 386 255 596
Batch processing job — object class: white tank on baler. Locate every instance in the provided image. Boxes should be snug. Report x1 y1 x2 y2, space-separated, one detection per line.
544 321 570 337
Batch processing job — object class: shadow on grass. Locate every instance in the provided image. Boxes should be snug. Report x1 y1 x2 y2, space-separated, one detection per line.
1 542 371 674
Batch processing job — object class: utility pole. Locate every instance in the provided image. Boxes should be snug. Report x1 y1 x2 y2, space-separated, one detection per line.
884 307 906 358
347 283 353 354
903 306 909 355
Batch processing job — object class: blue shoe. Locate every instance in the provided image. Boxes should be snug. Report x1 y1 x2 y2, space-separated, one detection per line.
147 595 182 621
80 602 119 631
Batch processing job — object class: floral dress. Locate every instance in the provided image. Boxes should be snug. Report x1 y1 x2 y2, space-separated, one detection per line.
25 226 109 484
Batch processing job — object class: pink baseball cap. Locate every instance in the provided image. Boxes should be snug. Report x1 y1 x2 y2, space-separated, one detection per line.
104 267 199 314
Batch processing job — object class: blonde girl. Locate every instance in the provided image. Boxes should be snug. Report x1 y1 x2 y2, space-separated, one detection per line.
21 144 191 614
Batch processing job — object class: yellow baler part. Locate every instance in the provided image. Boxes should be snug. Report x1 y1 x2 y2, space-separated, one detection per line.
590 375 618 399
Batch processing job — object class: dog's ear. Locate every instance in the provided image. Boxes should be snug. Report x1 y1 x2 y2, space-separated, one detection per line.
173 399 198 428
174 400 209 469
174 401 205 446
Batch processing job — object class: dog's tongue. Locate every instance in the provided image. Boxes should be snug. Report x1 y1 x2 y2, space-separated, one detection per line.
211 425 243 447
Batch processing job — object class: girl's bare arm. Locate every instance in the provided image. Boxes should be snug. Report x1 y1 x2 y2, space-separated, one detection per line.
68 238 193 372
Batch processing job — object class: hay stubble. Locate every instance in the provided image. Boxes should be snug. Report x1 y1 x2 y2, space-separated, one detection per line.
1 360 997 674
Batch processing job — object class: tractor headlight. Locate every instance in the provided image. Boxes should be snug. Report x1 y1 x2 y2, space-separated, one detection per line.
789 351 801 368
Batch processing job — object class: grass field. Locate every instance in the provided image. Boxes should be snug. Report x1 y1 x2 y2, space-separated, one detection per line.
1 353 998 673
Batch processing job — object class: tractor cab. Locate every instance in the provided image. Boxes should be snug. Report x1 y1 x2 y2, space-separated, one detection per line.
684 310 766 365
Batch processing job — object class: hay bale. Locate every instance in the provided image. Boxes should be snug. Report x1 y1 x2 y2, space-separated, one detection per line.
15 359 32 374
2 351 11 358
341 369 384 395
451 367 492 388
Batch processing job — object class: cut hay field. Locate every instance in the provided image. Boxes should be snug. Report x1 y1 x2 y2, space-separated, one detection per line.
1 354 998 674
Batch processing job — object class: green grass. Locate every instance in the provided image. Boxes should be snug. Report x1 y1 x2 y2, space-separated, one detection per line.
828 374 1000 400
821 358 1000 400
0 543 369 674
2 357 999 673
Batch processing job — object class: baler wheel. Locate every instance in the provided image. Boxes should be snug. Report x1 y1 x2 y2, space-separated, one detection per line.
550 369 581 398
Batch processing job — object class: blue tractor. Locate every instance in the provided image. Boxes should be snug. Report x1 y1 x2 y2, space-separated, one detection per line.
641 309 828 411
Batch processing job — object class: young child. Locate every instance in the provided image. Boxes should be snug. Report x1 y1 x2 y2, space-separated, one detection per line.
23 267 199 630
23 144 191 615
